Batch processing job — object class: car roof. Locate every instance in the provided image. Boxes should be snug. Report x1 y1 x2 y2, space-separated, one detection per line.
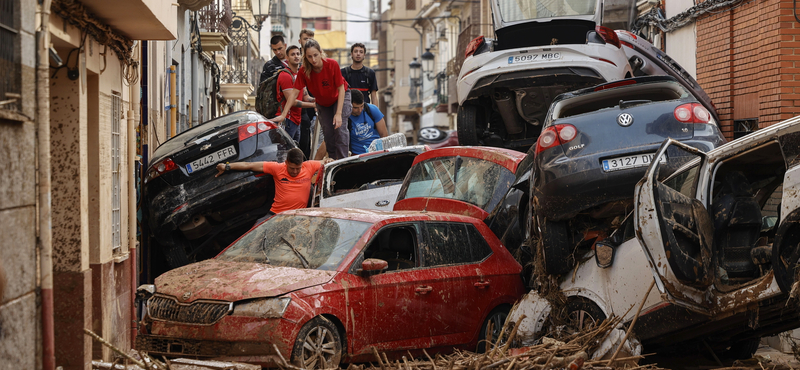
325 145 428 167
281 207 484 224
411 146 527 172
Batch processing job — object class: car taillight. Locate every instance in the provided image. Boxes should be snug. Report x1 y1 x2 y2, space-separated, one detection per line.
535 124 578 154
238 121 277 141
465 36 485 58
144 158 178 183
594 79 636 92
674 103 713 124
595 26 621 48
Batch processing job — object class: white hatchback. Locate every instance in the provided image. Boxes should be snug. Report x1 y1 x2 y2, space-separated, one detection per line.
456 0 636 151
510 115 800 359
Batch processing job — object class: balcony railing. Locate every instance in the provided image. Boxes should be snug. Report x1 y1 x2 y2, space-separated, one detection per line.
221 17 252 86
455 23 482 77
198 0 232 34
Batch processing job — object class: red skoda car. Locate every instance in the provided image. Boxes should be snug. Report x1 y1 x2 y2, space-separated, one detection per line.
136 208 525 368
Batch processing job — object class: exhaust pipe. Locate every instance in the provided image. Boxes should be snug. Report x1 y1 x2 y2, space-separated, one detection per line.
493 91 524 135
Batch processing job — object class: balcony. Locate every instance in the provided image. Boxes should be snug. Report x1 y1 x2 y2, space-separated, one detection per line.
60 0 177 40
455 23 482 77
198 0 232 52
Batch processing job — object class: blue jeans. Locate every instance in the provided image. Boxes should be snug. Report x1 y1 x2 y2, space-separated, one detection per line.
284 118 300 143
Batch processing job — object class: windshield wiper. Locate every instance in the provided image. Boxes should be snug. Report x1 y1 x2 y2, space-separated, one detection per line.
259 235 271 264
281 236 309 269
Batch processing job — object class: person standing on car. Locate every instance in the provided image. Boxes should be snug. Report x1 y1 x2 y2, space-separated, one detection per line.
215 148 332 225
273 39 352 160
342 43 378 105
259 35 289 86
298 29 317 158
277 45 316 143
348 89 388 155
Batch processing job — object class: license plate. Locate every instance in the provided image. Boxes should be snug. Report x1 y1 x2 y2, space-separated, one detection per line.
507 52 562 64
602 153 666 172
186 145 237 174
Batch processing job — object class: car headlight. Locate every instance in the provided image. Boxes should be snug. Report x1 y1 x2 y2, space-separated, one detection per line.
232 297 291 318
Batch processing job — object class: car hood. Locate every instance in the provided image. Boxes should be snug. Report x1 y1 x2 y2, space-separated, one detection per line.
154 259 336 303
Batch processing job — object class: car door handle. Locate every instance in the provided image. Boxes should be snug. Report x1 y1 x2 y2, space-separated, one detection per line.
474 281 490 288
415 286 433 294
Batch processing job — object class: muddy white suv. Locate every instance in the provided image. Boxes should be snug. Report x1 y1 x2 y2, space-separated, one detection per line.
456 0 637 150
510 115 800 358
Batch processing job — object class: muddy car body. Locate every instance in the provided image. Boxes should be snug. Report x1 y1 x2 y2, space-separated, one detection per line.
136 208 525 367
510 115 800 357
533 76 726 274
144 111 295 272
456 0 636 150
394 147 535 263
316 145 427 210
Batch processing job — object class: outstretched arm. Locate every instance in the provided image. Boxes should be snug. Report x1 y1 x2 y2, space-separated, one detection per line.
215 162 264 177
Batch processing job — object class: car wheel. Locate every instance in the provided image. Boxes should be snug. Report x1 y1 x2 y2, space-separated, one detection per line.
291 316 343 369
477 306 510 353
458 104 485 146
540 218 575 275
725 337 760 360
419 127 446 142
545 297 606 338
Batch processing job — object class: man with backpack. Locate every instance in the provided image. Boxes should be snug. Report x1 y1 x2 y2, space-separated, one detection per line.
276 45 315 142
259 35 289 87
341 43 378 105
348 89 388 155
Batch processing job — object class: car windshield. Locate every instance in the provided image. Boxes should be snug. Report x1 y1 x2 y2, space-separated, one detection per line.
151 111 260 161
398 156 516 211
497 0 596 23
217 215 372 270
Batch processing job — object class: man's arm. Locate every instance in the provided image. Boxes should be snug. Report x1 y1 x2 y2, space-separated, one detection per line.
215 162 264 177
375 118 389 137
371 91 379 106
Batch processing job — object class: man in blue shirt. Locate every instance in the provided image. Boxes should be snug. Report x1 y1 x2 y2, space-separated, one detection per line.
348 89 388 155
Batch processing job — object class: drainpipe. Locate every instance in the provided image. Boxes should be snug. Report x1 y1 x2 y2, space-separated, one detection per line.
36 1 55 369
128 42 140 346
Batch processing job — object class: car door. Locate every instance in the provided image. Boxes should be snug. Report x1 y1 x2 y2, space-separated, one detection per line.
635 139 714 312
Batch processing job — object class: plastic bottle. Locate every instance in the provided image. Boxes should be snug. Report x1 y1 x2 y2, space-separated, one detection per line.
367 133 407 152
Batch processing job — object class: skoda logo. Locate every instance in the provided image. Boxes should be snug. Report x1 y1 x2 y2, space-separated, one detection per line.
182 292 192 301
617 113 634 127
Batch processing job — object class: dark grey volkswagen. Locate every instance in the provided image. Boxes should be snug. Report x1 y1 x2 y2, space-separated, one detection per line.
144 111 295 276
532 76 726 274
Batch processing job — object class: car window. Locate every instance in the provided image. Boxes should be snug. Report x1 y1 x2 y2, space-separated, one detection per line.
356 225 420 272
498 0 596 22
552 81 689 120
423 222 492 267
398 156 516 212
662 162 701 198
217 215 371 270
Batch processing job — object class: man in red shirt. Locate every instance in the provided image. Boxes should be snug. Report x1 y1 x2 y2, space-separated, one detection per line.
277 45 315 142
214 148 331 225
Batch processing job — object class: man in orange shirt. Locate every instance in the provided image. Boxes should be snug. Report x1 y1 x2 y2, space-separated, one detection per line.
214 148 331 226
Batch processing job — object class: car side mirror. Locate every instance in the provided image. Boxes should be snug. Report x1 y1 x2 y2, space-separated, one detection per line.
358 258 388 276
595 242 615 268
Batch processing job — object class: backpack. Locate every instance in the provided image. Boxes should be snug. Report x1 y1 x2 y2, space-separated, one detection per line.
256 64 291 118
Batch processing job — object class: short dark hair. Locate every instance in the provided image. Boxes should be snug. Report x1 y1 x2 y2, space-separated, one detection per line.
270 35 285 46
350 43 366 55
286 45 300 55
350 89 364 105
287 148 304 165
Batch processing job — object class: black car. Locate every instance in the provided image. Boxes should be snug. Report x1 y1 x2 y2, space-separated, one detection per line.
144 111 296 276
533 76 726 274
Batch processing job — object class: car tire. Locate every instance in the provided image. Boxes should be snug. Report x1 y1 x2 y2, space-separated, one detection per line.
477 306 510 353
291 316 343 369
564 297 606 332
725 338 760 360
419 127 446 142
458 104 485 146
540 218 575 275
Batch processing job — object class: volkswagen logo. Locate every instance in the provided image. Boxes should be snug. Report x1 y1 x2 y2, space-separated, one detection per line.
182 292 192 301
617 113 634 127
200 143 212 151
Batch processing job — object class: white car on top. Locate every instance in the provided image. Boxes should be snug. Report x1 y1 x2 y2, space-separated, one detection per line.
456 0 637 151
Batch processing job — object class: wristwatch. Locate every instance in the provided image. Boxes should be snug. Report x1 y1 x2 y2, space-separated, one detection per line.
225 163 231 171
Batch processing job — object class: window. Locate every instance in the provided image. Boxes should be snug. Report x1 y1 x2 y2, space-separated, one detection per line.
111 92 122 253
0 0 19 112
734 118 758 140
358 225 420 272
406 0 416 10
424 222 492 267
301 17 331 31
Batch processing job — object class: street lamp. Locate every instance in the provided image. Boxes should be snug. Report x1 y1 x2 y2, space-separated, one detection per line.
231 0 271 32
421 49 435 79
408 57 422 107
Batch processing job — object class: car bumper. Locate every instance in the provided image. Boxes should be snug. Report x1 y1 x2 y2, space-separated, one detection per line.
457 43 631 104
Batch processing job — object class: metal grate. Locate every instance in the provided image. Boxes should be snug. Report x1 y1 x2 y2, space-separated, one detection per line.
0 0 19 111
111 92 122 253
147 295 233 325
135 335 234 356
221 18 252 85
197 0 232 34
